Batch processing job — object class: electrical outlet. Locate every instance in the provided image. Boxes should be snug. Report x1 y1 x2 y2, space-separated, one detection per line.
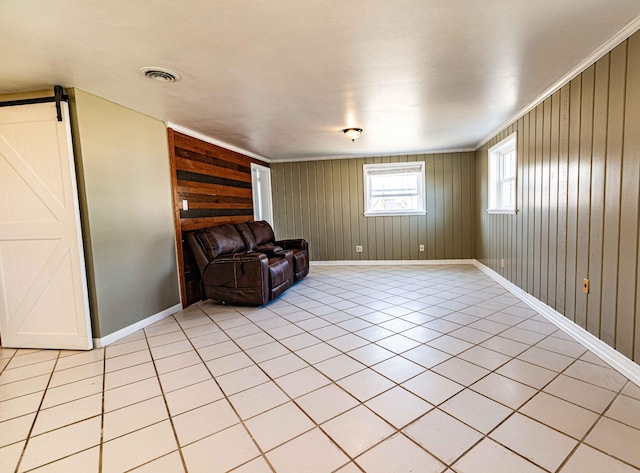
501 258 504 268
355 245 363 253
583 278 589 294
419 244 425 252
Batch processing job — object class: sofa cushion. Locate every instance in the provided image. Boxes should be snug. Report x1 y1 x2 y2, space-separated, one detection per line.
291 249 308 275
267 256 291 288
198 224 246 259
234 222 258 251
247 220 276 246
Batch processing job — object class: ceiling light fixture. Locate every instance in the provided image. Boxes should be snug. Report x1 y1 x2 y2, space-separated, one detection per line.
343 128 363 142
139 67 182 83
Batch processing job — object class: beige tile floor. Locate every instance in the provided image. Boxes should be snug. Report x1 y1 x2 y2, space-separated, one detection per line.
1 264 640 472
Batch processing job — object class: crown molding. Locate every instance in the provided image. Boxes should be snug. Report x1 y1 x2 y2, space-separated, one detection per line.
476 14 640 150
165 122 271 163
272 147 476 163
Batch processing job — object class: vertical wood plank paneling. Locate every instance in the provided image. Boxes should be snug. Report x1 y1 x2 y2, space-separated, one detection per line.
533 104 544 298
284 163 294 236
306 161 319 260
556 85 571 315
462 152 473 259
323 160 335 260
548 93 560 308
331 161 343 260
575 65 594 329
617 33 640 359
272 152 475 264
340 159 352 259
443 153 454 258
452 153 463 258
315 161 328 260
629 36 640 361
520 114 529 288
426 154 437 258
565 77 582 322
434 154 445 258
476 31 640 362
351 158 364 260
587 57 609 337
418 154 428 259
516 117 525 287
540 100 551 304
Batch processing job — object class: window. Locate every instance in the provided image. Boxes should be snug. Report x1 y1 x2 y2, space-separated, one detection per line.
488 133 517 214
363 162 426 216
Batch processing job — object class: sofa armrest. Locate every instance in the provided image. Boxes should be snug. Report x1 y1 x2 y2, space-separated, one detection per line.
185 231 210 275
274 239 308 251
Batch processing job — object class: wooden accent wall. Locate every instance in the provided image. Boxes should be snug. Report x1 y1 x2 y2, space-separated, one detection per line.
271 152 476 261
476 31 640 362
168 130 267 306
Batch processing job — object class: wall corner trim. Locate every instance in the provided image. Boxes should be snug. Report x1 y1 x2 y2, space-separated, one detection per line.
473 260 640 387
165 122 271 163
93 303 182 348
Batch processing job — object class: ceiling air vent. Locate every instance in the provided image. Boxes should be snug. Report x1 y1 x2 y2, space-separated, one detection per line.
139 67 182 83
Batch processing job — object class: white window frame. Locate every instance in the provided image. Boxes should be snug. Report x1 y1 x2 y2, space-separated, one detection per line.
363 161 426 217
487 132 517 214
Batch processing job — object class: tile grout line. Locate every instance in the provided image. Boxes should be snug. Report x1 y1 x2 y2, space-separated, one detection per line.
141 318 190 473
178 308 276 472
202 303 374 471
13 350 61 473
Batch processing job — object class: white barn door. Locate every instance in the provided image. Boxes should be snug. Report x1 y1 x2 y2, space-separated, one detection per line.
0 102 92 350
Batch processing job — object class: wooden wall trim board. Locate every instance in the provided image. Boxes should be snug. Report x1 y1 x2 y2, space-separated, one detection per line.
167 129 267 306
476 30 640 362
310 260 476 266
93 303 182 348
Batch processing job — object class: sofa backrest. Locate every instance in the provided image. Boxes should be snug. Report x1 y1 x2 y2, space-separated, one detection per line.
246 220 275 246
197 224 247 259
234 222 258 251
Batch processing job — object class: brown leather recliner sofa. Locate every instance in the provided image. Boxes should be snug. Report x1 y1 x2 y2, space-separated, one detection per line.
186 221 309 306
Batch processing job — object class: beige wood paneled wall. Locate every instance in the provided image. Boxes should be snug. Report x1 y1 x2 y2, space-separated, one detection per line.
476 31 640 362
271 152 475 261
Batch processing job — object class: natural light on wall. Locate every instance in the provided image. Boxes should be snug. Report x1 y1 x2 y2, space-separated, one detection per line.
363 162 426 216
487 132 517 214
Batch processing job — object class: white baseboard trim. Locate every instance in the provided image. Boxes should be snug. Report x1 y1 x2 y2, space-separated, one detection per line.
311 259 475 266
93 303 183 348
473 260 640 387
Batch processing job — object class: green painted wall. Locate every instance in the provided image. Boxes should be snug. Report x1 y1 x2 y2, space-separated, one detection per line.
69 89 180 338
271 152 476 261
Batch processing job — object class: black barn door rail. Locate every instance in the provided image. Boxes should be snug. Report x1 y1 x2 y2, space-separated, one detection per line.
0 85 69 121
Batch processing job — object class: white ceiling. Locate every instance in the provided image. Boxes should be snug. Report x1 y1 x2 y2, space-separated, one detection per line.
2 1 639 162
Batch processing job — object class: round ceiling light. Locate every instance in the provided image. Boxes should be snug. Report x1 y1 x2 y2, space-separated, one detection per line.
139 67 182 83
343 128 363 142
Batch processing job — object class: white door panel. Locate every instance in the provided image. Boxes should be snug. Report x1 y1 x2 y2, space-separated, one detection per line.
0 102 92 349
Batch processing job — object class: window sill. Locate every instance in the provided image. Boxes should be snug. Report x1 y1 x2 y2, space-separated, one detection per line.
364 211 427 217
487 209 518 215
